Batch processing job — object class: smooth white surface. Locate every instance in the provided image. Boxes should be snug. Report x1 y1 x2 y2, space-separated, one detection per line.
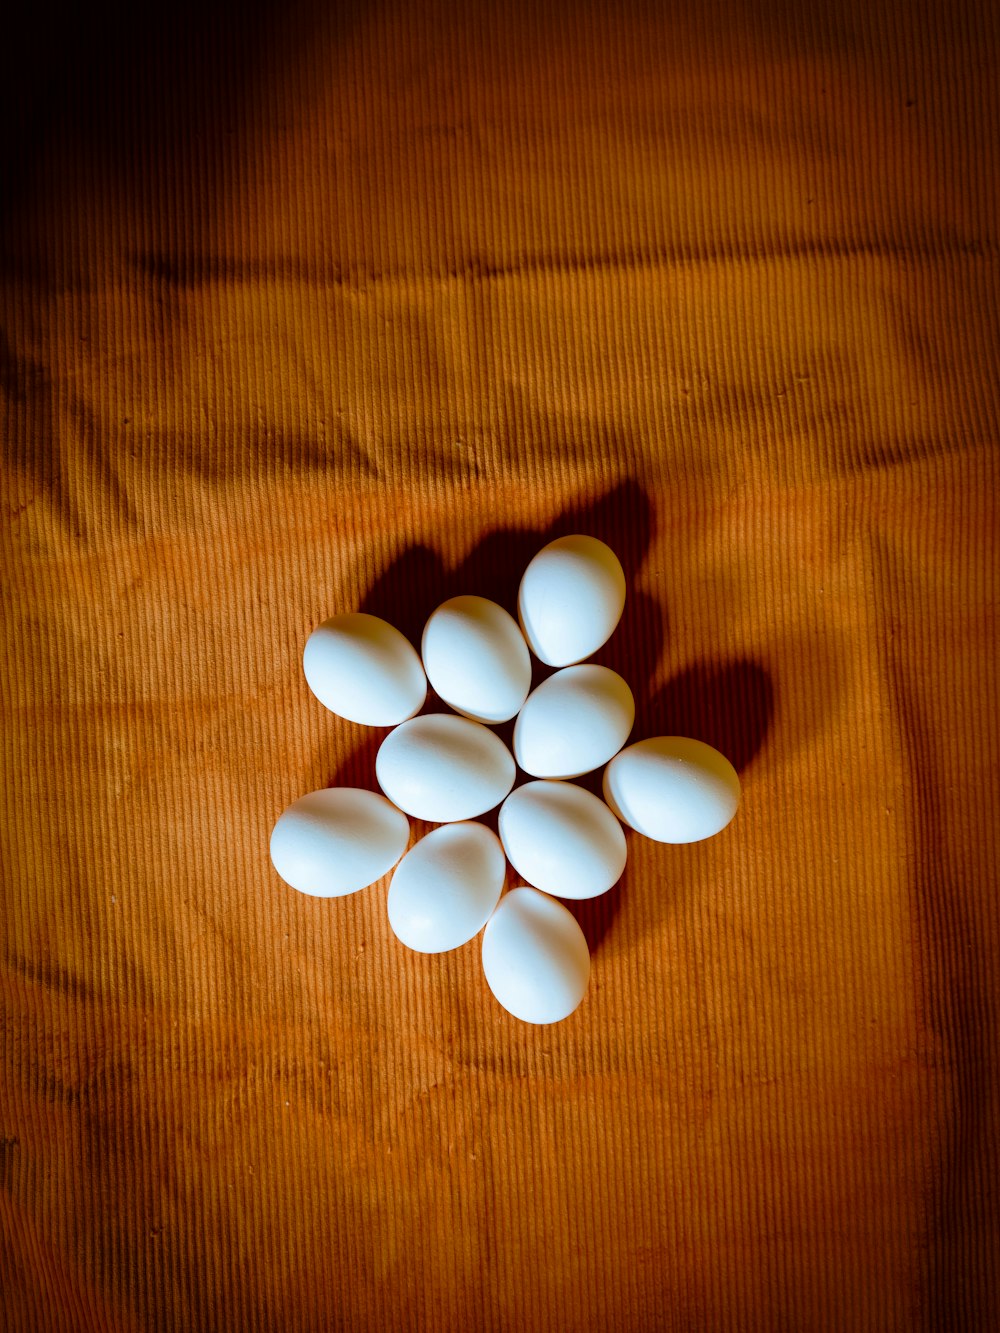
481 887 591 1024
514 664 635 778
603 736 741 843
517 534 626 666
269 787 409 897
387 822 506 953
498 780 627 900
376 713 516 821
303 612 426 726
421 595 531 723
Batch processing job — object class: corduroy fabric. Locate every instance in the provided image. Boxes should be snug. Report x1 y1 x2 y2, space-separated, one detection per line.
1 1 997 1328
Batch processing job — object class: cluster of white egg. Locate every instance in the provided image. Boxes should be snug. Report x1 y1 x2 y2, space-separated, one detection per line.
270 535 741 1024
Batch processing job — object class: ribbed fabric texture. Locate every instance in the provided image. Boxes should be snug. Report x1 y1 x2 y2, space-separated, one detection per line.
1 1 997 1328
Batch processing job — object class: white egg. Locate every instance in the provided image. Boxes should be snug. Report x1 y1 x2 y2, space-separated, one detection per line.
303 612 426 726
517 534 626 666
481 887 591 1024
269 787 409 896
498 780 627 900
376 712 516 821
603 736 741 843
421 595 531 723
387 822 506 953
514 664 635 778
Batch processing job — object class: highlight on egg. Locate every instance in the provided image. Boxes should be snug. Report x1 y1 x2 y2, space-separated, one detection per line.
517 533 626 667
303 611 426 726
481 886 591 1024
376 712 516 822
514 663 635 778
498 779 627 900
269 786 410 897
421 595 532 723
387 822 507 953
603 736 741 843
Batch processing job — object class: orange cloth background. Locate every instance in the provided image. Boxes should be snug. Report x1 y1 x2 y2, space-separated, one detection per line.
2 1 998 1328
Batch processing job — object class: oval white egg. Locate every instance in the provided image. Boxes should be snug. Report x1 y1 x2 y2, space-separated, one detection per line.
387 822 506 953
517 534 626 667
421 595 531 723
513 664 635 778
303 612 426 726
376 713 516 821
498 780 627 900
603 736 741 843
481 887 591 1024
269 787 409 897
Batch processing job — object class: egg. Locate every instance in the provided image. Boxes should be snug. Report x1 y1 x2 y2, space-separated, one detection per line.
514 664 635 778
498 780 627 899
376 712 516 821
303 612 426 726
421 595 531 723
517 534 626 666
269 787 409 896
387 822 506 953
481 887 591 1024
603 736 741 842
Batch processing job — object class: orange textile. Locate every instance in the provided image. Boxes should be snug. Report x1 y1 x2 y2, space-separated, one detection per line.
2 1 998 1328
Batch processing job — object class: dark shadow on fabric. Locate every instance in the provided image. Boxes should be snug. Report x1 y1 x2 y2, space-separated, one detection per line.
1 0 361 223
640 660 774 775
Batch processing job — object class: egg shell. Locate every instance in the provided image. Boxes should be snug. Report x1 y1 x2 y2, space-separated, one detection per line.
514 664 635 778
517 534 626 667
303 612 426 726
269 787 409 897
387 822 506 953
481 887 591 1024
603 736 741 843
376 712 516 821
421 595 531 723
498 780 627 900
